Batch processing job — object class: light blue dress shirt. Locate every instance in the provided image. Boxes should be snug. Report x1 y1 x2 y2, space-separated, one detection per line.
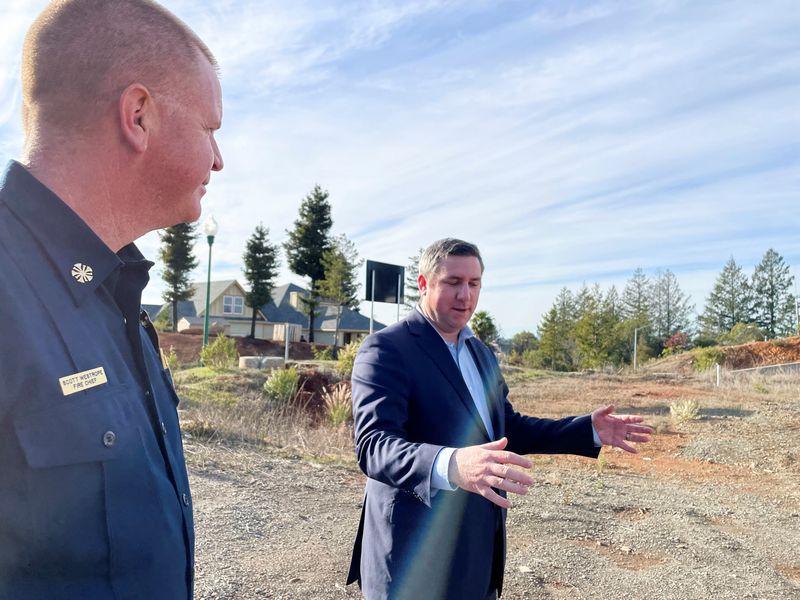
415 307 493 491
416 306 602 493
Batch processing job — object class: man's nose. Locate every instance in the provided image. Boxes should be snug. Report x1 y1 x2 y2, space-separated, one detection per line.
212 137 224 171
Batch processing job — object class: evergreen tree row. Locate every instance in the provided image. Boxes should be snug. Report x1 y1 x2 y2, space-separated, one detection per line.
157 184 363 352
510 248 796 371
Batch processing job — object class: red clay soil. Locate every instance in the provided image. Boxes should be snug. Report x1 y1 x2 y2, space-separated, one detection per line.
157 331 321 365
720 335 800 369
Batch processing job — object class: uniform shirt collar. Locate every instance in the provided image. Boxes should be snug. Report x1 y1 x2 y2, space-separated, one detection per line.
0 160 136 306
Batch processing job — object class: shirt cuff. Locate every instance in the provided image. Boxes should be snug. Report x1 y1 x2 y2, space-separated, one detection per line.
431 446 458 491
592 424 602 447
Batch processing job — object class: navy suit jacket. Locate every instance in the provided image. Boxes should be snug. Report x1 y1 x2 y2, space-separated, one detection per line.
347 310 600 599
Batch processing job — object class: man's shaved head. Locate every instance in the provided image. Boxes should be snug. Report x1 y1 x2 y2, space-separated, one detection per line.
21 0 217 135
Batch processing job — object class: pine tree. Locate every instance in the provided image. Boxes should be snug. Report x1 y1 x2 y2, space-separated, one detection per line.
318 234 362 353
404 248 424 310
159 223 198 332
536 288 577 371
242 223 280 338
752 249 796 338
699 257 753 337
284 185 333 342
649 269 693 349
574 285 624 368
621 267 650 324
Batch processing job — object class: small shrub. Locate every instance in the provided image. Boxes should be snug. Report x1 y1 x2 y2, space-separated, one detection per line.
670 398 700 425
336 339 363 379
313 345 335 361
720 323 764 346
263 366 299 404
322 381 352 427
752 382 769 394
665 331 690 352
165 345 179 373
693 347 725 371
153 310 172 332
200 333 239 370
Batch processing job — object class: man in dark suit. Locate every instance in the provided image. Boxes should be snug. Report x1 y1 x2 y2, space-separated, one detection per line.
347 238 652 600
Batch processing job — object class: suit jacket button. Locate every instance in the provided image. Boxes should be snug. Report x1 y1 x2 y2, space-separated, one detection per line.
102 431 116 448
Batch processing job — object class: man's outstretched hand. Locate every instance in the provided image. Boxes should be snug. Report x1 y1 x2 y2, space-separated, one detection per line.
591 404 654 453
448 437 533 509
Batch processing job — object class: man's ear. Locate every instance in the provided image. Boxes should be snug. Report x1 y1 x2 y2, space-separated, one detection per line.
417 273 428 296
119 83 153 153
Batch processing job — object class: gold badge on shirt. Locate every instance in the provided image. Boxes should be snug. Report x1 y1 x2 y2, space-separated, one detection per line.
59 366 108 396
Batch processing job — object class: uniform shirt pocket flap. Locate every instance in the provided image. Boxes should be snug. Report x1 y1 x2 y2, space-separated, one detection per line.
13 386 129 469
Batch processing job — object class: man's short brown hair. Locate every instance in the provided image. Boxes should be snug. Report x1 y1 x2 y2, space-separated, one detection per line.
22 0 217 133
419 238 485 277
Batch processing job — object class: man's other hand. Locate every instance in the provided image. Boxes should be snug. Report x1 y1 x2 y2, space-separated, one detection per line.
591 404 654 453
448 437 533 509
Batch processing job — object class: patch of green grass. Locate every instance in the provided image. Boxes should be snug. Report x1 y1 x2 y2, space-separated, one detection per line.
502 366 550 386
174 367 267 407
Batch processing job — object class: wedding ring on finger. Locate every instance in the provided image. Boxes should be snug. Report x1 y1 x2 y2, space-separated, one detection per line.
625 433 632 441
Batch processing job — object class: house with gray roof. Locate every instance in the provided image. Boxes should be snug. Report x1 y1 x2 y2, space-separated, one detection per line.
150 280 384 345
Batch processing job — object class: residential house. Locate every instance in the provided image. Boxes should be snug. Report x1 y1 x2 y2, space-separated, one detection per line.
149 280 384 345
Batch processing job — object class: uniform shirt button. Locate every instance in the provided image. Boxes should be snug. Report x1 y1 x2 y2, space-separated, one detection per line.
122 317 127 325
161 421 167 435
182 493 190 507
144 390 151 398
103 431 116 448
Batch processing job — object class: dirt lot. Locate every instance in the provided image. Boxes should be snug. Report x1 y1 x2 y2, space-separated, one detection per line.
182 367 800 600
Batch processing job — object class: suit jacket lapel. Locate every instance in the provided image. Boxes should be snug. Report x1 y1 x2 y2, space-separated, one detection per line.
466 338 503 440
406 311 491 442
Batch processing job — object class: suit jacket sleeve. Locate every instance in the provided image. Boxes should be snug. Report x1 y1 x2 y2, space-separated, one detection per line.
351 333 442 507
479 345 600 459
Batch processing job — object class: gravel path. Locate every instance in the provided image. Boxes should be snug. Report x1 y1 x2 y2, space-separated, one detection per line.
187 372 800 599
188 441 799 600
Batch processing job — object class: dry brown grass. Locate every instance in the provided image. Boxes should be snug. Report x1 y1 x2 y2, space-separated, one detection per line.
175 367 355 463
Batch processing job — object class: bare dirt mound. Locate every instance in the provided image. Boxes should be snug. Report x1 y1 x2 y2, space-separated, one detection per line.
158 331 320 364
721 336 800 369
643 335 800 374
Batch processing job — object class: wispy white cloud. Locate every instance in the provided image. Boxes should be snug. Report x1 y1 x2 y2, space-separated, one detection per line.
2 0 798 333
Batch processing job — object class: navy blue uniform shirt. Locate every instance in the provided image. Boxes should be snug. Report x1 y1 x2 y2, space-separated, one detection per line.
0 161 194 599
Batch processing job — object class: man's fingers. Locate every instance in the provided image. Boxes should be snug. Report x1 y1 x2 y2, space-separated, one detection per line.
488 449 531 469
481 437 508 451
630 424 654 434
478 485 512 509
491 465 533 486
595 404 615 418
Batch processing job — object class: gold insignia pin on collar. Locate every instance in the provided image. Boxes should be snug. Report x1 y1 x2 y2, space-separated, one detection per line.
71 263 93 284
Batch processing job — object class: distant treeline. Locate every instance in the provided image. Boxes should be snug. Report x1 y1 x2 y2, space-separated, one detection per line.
505 249 796 371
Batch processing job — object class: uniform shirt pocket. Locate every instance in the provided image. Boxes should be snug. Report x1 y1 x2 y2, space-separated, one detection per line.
13 385 129 469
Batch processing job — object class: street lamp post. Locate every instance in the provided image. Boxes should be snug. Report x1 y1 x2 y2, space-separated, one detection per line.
202 216 218 349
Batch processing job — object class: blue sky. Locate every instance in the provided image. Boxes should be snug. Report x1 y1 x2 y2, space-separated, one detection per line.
2 0 799 336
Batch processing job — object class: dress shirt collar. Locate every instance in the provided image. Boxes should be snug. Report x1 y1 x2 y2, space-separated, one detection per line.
414 304 475 355
0 160 151 306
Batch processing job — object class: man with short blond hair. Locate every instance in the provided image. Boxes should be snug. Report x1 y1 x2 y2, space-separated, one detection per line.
0 1 223 597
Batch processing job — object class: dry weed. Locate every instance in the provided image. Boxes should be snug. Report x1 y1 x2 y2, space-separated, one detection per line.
670 398 700 425
322 381 353 427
